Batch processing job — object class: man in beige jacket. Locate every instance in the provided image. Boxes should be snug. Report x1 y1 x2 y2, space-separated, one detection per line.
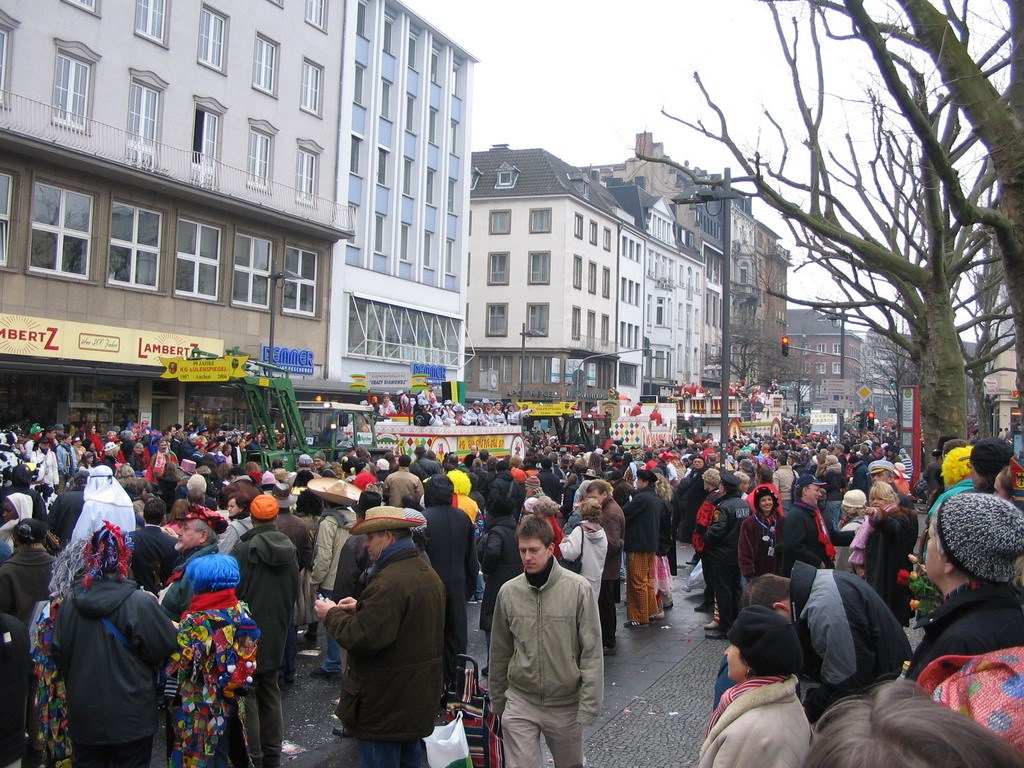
382 453 424 506
490 514 603 768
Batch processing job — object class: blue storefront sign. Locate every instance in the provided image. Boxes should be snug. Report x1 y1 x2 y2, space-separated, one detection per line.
261 345 315 375
412 362 446 385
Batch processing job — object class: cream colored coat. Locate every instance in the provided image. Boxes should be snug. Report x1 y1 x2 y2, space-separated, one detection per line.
698 675 810 768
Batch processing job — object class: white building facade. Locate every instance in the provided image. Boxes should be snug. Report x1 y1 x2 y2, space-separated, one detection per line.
467 147 622 407
0 0 355 427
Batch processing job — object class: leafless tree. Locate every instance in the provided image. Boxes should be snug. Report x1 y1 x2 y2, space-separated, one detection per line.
639 0 1021 451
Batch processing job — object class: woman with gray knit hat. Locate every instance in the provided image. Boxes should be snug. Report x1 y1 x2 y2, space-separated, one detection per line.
906 492 1024 679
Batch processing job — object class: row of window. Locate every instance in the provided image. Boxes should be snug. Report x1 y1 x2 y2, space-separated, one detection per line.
812 363 845 375
196 5 326 101
485 304 551 337
570 256 612 297
1 178 318 314
352 65 460 150
473 355 618 389
355 3 460 93
372 215 456 276
21 36 326 201
65 0 328 38
485 251 551 286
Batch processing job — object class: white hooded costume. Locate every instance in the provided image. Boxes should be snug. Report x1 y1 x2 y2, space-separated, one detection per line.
0 492 33 545
71 465 137 541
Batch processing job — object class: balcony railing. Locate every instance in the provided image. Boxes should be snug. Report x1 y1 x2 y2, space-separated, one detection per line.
579 335 617 354
0 90 354 235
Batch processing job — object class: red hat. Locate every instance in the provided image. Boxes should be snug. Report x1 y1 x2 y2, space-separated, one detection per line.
645 460 659 470
184 504 228 535
351 471 379 491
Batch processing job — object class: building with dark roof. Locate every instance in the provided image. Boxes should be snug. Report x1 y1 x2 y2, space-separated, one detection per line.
467 146 628 405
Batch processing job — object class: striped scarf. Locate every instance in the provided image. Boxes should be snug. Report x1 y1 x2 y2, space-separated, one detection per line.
706 675 788 738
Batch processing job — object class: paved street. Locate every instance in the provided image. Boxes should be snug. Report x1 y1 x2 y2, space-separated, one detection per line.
172 543 723 768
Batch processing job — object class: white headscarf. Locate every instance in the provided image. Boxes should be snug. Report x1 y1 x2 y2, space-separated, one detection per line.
71 466 136 541
0 492 33 544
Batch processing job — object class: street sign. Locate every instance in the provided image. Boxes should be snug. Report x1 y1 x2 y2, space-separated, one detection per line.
857 385 872 400
820 379 854 397
984 375 999 395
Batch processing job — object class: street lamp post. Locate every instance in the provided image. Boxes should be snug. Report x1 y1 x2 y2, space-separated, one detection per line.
519 324 541 401
265 268 300 412
674 168 736 463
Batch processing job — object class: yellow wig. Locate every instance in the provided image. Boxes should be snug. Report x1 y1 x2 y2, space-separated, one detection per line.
447 469 472 496
941 446 972 487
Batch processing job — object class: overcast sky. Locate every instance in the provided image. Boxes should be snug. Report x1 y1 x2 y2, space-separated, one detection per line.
403 0 859 300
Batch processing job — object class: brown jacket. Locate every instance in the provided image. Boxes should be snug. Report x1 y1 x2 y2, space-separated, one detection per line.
326 547 445 741
599 497 625 581
382 467 424 507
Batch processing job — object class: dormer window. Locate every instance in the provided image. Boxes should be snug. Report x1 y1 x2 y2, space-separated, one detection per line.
570 175 589 197
495 161 520 189
470 166 482 191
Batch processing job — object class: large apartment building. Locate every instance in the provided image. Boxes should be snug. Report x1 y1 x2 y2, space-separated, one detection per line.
329 0 474 387
467 147 623 406
0 0 473 430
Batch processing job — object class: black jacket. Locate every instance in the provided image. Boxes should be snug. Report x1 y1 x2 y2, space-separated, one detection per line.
0 613 29 767
478 514 521 632
128 525 179 595
410 456 443 481
47 490 85 546
703 492 750 558
621 485 662 552
790 562 912 722
488 471 526 518
0 548 54 626
675 467 709 518
907 584 1024 680
52 579 178 745
537 469 563 506
333 533 370 599
864 513 919 627
782 500 853 575
422 503 478 600
232 525 299 673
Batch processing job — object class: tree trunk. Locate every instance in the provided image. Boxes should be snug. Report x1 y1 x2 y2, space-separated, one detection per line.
998 185 1024 444
916 288 967 450
968 373 994 439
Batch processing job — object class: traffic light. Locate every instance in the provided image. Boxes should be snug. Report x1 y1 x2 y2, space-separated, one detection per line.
858 411 867 431
867 411 876 431
781 336 790 356
643 337 652 357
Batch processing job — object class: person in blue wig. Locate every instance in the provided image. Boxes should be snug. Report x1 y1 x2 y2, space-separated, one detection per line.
167 553 260 768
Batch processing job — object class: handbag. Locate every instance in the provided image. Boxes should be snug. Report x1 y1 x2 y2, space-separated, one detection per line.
424 712 472 768
560 528 585 575
445 655 505 768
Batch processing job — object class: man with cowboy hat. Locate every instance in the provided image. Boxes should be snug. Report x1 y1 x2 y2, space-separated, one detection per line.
314 506 445 767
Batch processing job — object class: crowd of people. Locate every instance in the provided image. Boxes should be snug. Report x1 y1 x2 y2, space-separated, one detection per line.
0 418 1023 768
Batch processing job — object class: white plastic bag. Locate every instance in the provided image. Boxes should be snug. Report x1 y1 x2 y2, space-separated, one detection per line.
683 560 704 593
423 711 472 768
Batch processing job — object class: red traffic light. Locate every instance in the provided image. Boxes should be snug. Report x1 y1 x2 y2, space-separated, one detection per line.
781 336 790 356
867 411 875 419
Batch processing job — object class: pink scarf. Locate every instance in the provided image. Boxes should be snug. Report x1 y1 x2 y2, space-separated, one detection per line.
706 676 788 738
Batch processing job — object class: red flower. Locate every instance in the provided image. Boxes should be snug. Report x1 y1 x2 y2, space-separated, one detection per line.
896 569 912 586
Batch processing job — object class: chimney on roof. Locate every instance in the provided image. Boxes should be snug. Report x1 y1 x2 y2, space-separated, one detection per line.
589 169 600 181
635 132 653 156
491 143 510 150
